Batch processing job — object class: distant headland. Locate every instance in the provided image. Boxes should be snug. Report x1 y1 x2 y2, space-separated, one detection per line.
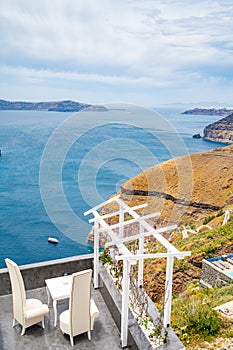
203 113 233 143
182 107 233 116
191 113 233 143
0 99 108 112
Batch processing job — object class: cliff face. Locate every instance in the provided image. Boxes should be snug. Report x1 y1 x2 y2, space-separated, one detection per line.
203 113 233 143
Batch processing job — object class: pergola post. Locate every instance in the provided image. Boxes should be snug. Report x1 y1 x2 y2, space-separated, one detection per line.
163 254 174 328
93 220 99 289
121 258 130 348
138 223 144 287
119 203 124 238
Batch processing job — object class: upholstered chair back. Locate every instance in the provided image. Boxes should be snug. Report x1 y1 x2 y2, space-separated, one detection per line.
69 269 92 337
5 258 26 325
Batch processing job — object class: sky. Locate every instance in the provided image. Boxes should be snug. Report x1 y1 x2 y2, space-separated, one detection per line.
1 0 233 107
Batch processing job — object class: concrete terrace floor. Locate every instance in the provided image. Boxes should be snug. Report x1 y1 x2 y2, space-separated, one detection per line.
0 287 123 350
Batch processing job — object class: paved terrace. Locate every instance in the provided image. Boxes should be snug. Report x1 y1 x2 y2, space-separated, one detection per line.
0 286 122 350
0 254 185 350
0 255 140 350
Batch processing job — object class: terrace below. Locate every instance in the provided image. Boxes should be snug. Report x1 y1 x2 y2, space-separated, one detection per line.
0 254 184 350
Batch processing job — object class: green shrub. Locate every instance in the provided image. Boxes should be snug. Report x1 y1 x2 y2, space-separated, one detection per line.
202 210 224 225
216 210 224 217
203 215 215 225
203 245 216 258
99 248 113 265
174 259 189 271
183 301 221 337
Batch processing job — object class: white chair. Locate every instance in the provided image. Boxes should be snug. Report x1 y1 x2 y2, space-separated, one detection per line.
59 269 99 346
5 258 49 335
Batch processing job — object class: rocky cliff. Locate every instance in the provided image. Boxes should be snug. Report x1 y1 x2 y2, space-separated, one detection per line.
203 113 233 143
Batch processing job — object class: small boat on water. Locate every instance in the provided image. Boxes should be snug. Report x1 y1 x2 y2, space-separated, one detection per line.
48 237 59 244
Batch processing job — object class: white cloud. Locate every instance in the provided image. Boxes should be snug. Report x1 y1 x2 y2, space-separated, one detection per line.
1 0 147 67
0 64 172 88
1 0 233 104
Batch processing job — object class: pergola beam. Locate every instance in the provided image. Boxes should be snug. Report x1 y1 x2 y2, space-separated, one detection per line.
84 194 120 216
88 203 148 223
115 197 179 254
115 251 191 261
96 211 161 232
104 224 177 248
89 210 131 252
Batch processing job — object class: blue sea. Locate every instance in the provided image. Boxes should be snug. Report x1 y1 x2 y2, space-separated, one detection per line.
0 104 227 268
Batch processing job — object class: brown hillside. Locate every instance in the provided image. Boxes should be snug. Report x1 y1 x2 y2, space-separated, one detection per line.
120 144 233 226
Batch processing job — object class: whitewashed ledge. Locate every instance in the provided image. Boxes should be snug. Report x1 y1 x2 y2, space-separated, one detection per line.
98 263 185 350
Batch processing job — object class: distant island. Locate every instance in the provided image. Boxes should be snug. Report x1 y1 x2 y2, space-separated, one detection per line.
182 107 233 116
0 99 108 112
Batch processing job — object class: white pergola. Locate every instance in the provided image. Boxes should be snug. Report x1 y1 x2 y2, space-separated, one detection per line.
84 195 191 348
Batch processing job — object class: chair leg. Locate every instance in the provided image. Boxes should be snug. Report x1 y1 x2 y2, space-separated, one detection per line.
42 318 45 329
87 330 91 340
21 327 25 336
70 335 74 347
12 319 16 327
